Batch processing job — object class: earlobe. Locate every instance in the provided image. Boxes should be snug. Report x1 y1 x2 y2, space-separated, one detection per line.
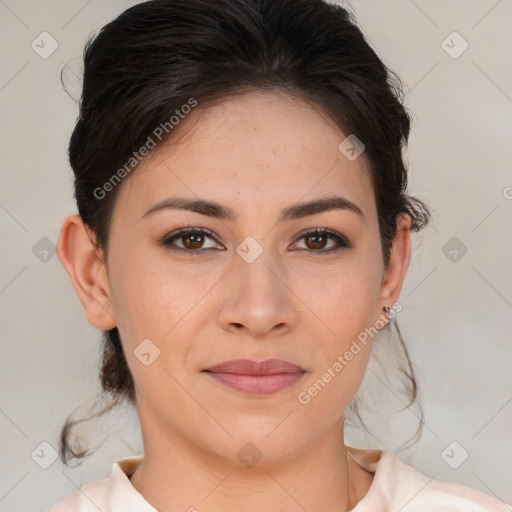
378 213 412 319
56 214 117 330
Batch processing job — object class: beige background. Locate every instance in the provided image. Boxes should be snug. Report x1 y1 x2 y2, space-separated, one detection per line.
1 0 511 510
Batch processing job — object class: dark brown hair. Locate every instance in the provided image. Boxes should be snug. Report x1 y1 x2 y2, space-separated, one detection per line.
59 0 431 466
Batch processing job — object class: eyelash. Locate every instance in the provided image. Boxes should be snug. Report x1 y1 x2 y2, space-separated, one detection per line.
160 227 351 255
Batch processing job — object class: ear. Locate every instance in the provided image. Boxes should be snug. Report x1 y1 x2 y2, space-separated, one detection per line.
56 214 117 330
378 213 411 321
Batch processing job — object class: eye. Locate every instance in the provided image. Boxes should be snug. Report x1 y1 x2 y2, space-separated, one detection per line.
291 228 351 253
160 227 351 254
161 227 223 253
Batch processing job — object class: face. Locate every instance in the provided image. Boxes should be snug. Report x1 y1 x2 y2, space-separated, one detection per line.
59 89 410 466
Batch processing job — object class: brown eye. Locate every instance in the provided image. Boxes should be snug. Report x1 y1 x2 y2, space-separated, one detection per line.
304 232 328 250
181 232 205 250
161 227 351 255
161 227 222 253
292 228 351 253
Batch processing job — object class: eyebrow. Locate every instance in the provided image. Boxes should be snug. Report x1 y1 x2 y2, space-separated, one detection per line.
140 195 365 223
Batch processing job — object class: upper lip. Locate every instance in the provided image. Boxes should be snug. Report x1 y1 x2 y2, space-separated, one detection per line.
204 358 305 375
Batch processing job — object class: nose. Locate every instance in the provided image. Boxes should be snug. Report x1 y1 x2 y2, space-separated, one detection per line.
217 248 299 339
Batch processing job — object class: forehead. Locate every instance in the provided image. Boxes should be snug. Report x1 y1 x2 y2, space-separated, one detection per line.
114 90 376 225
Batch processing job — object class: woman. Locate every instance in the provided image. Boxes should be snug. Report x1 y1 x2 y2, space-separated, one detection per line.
50 0 510 510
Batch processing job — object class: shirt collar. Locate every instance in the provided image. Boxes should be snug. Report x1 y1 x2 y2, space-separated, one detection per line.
110 455 158 512
108 446 387 512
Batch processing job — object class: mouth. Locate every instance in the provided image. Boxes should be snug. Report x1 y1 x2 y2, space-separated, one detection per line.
202 358 306 395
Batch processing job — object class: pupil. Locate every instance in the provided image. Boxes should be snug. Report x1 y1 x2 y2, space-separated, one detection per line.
309 235 326 249
187 234 202 248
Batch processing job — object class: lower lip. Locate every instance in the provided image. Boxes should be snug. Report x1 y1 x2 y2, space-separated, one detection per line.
205 371 305 394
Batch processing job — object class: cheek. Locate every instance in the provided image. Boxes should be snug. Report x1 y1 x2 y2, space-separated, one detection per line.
110 248 196 335
296 336 372 431
109 252 222 380
292 257 381 402
291 257 382 333
108 263 195 392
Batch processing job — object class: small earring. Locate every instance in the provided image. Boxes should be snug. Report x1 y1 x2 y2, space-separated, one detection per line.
383 306 391 315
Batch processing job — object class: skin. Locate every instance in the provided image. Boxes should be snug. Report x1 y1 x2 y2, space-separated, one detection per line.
57 90 411 512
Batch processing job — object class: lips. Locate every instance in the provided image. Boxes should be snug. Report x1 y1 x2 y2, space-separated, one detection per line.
203 358 306 394
205 358 305 375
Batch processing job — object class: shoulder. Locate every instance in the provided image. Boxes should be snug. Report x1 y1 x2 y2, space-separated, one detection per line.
47 477 111 512
381 450 511 511
347 446 511 512
47 455 147 512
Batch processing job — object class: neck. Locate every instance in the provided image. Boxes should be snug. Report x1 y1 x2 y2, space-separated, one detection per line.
129 413 374 512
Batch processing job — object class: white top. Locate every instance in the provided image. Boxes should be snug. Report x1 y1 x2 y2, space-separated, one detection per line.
47 445 511 511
